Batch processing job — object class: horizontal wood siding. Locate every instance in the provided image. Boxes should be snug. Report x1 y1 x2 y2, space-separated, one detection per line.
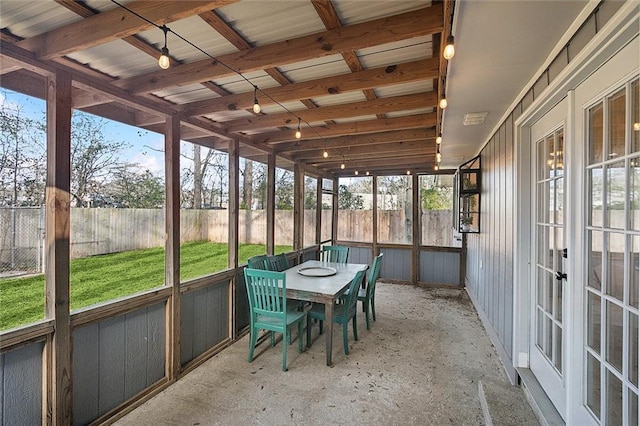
379 247 411 281
72 303 165 424
181 281 230 365
419 250 461 285
0 341 43 425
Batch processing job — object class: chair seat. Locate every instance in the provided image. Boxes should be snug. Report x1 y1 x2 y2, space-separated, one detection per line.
256 309 305 328
356 287 367 300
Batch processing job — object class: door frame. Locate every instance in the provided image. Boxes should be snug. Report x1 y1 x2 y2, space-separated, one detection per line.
513 3 638 424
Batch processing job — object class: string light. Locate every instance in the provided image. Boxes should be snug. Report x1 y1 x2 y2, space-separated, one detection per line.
354 170 359 176
406 170 411 175
295 118 302 139
434 165 439 171
340 162 345 169
252 86 261 114
439 93 448 109
437 152 442 163
443 35 455 60
158 25 170 69
323 150 329 158
436 133 442 144
365 171 370 176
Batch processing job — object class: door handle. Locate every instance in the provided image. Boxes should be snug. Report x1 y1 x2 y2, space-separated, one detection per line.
555 271 567 281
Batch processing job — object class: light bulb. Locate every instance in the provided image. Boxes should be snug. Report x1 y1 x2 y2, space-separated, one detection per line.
253 101 261 114
323 150 328 158
443 35 455 60
365 171 369 176
340 163 345 170
406 170 411 175
295 118 301 139
434 165 439 171
354 170 359 176
158 47 170 70
634 122 640 131
436 133 442 144
437 152 442 163
439 98 448 109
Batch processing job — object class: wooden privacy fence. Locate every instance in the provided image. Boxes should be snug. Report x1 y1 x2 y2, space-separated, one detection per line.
1 208 456 262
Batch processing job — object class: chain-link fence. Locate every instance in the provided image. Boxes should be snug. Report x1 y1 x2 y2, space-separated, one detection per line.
0 207 45 278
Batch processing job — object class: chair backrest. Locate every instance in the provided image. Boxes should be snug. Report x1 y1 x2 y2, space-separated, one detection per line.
247 254 268 270
267 253 290 272
343 269 366 317
320 245 349 263
366 253 384 298
244 268 288 323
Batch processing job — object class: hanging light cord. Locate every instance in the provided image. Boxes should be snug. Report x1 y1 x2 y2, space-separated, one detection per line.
110 0 333 154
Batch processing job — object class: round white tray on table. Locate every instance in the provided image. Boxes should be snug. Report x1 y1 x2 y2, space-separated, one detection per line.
297 266 337 277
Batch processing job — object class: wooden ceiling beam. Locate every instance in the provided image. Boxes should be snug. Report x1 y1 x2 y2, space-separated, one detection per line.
292 141 434 161
16 1 238 59
178 58 437 116
253 113 436 145
224 92 434 133
275 129 435 153
116 5 443 94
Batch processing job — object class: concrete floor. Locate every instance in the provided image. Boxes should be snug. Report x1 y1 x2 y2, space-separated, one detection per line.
114 283 539 426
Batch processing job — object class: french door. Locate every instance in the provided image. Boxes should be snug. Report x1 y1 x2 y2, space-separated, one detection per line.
530 98 567 418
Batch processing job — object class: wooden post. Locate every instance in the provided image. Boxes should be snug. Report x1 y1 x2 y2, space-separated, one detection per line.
315 177 322 245
165 113 181 380
228 140 239 338
228 140 239 269
412 172 420 284
266 153 275 254
293 164 303 255
44 70 73 424
332 177 339 244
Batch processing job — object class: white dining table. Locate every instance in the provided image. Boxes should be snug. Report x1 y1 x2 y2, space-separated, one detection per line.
284 260 368 366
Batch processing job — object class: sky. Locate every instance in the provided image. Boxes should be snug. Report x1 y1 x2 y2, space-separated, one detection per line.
1 89 167 177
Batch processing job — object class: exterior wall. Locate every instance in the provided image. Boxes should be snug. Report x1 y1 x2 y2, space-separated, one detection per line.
0 341 43 425
379 247 412 281
419 249 461 285
464 0 626 383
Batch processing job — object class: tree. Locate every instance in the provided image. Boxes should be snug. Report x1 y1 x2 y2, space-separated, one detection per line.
70 112 130 207
338 184 364 210
108 167 164 208
0 95 46 206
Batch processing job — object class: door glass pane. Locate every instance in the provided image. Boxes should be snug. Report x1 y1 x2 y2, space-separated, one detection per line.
629 389 638 426
587 352 601 418
606 233 625 301
606 161 626 229
546 270 554 313
589 230 603 290
588 291 602 353
537 268 545 307
537 139 546 181
547 180 554 224
630 312 638 387
556 129 564 175
632 156 640 231
632 79 639 153
537 182 546 224
556 277 563 322
545 316 553 358
546 134 555 177
537 308 544 350
554 324 563 373
537 225 547 268
606 370 623 426
631 235 639 308
590 103 604 164
555 178 564 225
605 300 623 373
590 167 603 227
608 89 626 160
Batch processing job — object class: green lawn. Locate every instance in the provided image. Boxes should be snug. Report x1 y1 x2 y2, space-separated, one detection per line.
0 242 292 331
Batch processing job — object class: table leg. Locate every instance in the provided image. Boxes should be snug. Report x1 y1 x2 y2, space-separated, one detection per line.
324 300 334 366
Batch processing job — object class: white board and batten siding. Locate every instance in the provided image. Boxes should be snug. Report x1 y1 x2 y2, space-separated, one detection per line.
0 341 43 425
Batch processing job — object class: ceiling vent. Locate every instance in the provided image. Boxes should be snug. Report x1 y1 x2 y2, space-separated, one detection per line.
463 112 489 126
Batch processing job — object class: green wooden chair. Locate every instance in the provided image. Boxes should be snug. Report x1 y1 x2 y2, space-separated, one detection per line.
358 253 384 330
266 253 290 272
247 254 268 270
306 269 365 355
244 268 306 371
320 245 349 263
